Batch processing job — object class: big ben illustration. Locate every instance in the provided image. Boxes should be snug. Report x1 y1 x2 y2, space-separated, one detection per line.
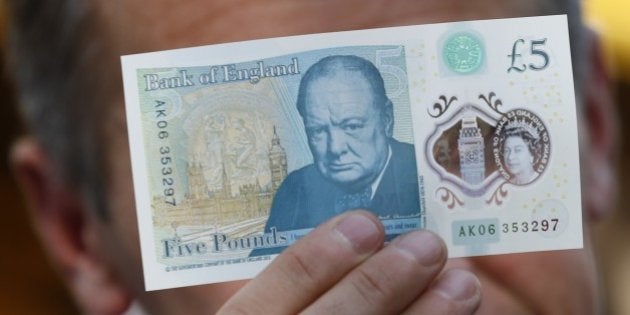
458 117 485 184
268 126 288 191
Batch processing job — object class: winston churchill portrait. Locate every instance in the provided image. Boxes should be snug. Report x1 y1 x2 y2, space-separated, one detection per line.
253 55 420 256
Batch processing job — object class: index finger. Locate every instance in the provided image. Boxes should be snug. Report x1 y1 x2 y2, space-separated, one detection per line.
218 210 384 314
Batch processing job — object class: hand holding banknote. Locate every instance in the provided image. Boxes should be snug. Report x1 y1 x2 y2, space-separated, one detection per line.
219 211 481 314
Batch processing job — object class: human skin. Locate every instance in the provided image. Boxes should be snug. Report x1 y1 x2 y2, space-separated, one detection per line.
303 71 392 191
503 136 536 183
11 0 618 314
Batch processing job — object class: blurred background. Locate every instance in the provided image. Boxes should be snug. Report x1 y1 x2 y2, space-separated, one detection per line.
585 0 630 314
0 1 629 314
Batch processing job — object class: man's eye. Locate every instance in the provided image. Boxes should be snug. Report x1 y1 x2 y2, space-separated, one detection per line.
344 123 363 131
306 127 324 137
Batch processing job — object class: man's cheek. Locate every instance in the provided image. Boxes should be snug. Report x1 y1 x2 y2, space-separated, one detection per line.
308 140 325 157
314 143 328 160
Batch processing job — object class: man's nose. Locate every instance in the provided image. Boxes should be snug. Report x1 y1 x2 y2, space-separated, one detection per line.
327 129 348 157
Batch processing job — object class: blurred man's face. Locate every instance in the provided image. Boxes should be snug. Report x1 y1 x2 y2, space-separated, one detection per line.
91 0 603 314
303 72 389 191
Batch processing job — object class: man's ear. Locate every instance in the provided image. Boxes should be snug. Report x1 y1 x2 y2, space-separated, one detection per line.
580 28 619 221
11 137 132 315
382 99 394 138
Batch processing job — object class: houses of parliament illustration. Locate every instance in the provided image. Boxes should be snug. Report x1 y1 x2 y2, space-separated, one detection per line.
152 126 288 228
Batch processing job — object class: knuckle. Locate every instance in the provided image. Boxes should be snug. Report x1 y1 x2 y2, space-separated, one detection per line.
279 249 319 286
217 303 257 315
350 267 394 306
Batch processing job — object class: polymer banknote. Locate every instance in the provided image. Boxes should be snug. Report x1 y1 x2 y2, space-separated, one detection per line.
122 15 582 290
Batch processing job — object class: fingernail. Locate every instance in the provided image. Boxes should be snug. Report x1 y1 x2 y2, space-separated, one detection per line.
334 213 381 254
394 231 445 267
432 269 481 302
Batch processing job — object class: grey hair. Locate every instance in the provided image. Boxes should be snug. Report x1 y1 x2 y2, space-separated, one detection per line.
4 0 587 220
5 1 111 218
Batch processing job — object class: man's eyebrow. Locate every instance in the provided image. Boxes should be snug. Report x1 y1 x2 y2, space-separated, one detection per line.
332 116 366 125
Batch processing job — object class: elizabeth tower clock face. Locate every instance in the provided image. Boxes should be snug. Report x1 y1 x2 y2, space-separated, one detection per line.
465 150 478 162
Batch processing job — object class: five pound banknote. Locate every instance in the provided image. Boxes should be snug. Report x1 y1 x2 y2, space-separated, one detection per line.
122 15 582 290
